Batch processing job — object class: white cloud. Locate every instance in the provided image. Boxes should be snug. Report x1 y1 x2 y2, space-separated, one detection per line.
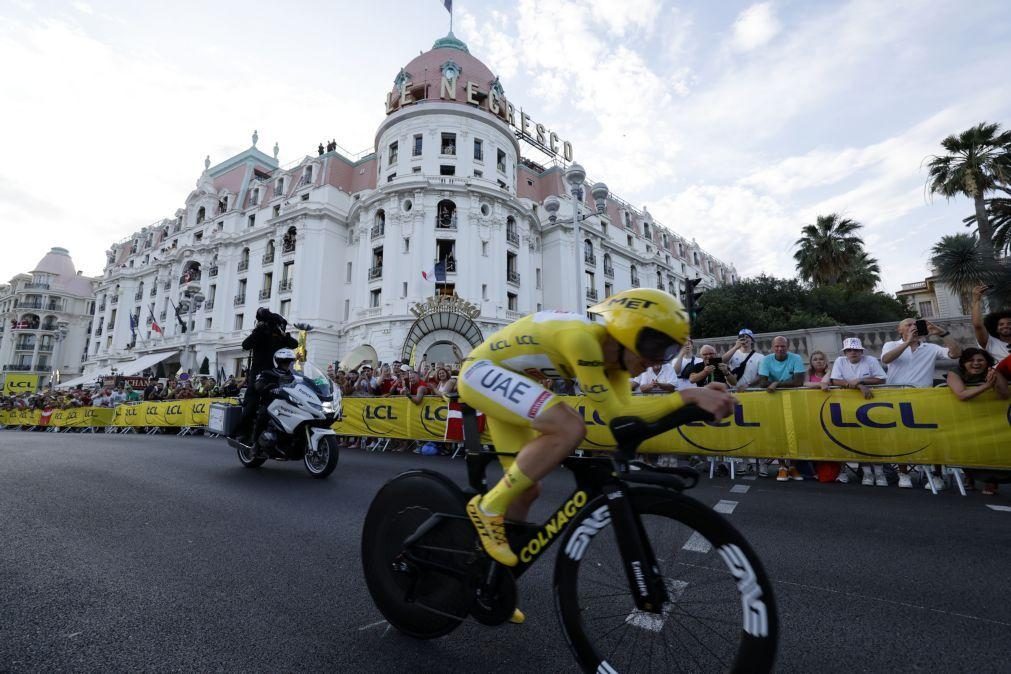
730 2 780 52
588 0 662 37
72 1 93 14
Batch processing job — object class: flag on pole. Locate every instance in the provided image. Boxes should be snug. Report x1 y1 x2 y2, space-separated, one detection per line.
169 298 187 333
434 260 447 283
443 0 452 13
421 267 437 283
148 306 163 336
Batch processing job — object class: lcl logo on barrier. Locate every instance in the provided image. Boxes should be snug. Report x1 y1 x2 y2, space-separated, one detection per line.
7 380 33 389
677 405 761 453
819 399 936 457
418 404 448 437
166 404 183 416
362 404 398 434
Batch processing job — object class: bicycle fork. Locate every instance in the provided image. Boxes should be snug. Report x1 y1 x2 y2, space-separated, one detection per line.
604 484 669 613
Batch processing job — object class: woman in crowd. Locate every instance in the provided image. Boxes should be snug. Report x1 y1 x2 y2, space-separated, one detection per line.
804 351 830 391
375 364 398 396
433 366 456 398
947 348 1009 495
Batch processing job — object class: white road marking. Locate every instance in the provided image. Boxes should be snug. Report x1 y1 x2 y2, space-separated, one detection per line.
986 504 1011 512
743 475 758 481
730 484 751 494
682 531 712 553
357 619 389 631
625 579 689 632
714 499 738 514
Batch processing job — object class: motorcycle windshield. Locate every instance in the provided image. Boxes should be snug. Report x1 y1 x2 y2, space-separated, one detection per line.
300 362 334 400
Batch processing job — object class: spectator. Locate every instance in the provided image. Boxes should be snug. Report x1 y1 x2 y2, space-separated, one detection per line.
687 345 738 388
110 386 127 406
971 284 1011 363
402 370 429 405
804 351 830 391
724 328 764 389
124 385 142 402
635 362 677 394
755 336 806 482
221 376 240 397
881 318 962 488
672 340 703 391
375 364 398 396
143 377 159 400
947 347 1010 495
353 368 375 396
92 387 113 408
433 366 457 397
829 338 886 399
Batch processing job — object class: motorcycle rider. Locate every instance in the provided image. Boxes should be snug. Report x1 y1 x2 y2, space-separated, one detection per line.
250 348 298 454
238 307 297 444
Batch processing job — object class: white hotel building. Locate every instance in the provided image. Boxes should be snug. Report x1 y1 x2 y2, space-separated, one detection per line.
81 33 736 381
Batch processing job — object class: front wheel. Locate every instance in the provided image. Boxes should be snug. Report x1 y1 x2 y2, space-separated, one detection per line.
304 434 339 479
555 489 778 673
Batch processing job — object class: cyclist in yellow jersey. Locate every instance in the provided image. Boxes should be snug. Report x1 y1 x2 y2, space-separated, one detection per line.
459 289 736 572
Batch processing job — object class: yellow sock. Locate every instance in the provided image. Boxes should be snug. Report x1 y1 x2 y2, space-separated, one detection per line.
480 463 534 516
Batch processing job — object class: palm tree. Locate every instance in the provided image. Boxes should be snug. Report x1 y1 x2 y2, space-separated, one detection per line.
962 197 1011 256
926 122 1011 253
930 234 1004 312
841 251 882 292
794 214 866 287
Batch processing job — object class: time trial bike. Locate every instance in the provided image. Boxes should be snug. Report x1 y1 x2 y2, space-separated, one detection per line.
360 403 778 673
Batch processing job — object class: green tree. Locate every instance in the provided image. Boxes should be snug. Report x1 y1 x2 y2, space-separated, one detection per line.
840 250 881 293
930 233 1009 312
961 197 1011 256
692 275 909 337
793 214 866 287
926 122 1011 254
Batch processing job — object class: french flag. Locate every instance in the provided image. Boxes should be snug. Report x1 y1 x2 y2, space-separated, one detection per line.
421 268 437 283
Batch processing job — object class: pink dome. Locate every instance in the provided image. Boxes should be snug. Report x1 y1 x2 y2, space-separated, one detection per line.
388 33 500 108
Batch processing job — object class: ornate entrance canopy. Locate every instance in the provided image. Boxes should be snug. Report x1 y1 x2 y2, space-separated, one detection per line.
401 295 484 363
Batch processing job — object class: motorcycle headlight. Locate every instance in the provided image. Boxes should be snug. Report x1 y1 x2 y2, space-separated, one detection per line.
321 401 336 415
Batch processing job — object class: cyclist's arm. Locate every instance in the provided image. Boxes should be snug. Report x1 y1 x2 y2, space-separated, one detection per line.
560 331 687 423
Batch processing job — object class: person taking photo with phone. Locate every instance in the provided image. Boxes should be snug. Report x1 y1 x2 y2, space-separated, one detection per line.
970 284 1011 364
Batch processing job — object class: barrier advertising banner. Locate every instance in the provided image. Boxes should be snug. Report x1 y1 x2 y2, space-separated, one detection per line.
332 389 1011 469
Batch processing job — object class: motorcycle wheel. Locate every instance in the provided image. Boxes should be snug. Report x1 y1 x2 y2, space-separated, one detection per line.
236 440 265 469
304 434 339 479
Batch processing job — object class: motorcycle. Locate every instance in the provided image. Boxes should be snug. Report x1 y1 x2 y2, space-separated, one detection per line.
226 362 341 479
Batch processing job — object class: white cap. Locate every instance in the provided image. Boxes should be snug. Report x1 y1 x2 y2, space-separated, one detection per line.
400 364 411 372
842 337 864 351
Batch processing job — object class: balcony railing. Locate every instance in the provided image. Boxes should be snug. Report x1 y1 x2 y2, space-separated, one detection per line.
159 310 167 321
282 240 296 254
149 287 157 297
111 296 119 305
507 270 521 285
603 266 614 278
3 364 34 372
38 344 53 353
209 266 218 277
134 291 143 301
98 303 106 312
371 223 385 238
163 282 171 291
369 265 383 280
280 279 293 294
258 288 271 300
203 299 214 311
584 252 596 265
95 327 103 336
45 302 62 312
14 342 36 351
506 229 519 246
586 288 598 301
234 295 246 306
437 215 458 230
23 282 50 290
262 252 275 265
15 300 43 309
237 260 249 272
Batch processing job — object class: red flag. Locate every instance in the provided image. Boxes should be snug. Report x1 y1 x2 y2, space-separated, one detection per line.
150 320 163 335
444 400 485 442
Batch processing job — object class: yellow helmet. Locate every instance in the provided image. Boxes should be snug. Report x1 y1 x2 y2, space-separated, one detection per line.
588 288 690 362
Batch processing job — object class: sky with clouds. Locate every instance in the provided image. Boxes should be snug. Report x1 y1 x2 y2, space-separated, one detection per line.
2 0 1009 293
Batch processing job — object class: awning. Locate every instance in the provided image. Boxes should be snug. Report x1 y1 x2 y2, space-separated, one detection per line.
117 351 178 376
59 366 115 389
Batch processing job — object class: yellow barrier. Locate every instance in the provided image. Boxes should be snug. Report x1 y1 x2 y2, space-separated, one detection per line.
0 399 232 429
332 390 1011 469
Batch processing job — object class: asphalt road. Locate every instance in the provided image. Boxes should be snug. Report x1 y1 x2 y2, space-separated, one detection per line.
1 431 1009 673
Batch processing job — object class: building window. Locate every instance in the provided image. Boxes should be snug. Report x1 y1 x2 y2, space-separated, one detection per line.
474 169 483 178
627 234 633 247
403 237 410 253
413 134 423 156
248 214 256 227
496 148 506 173
196 206 206 224
440 165 456 176
536 268 541 289
630 265 639 287
389 141 399 164
273 204 280 218
387 173 396 182
370 289 381 308
280 299 290 318
482 283 488 300
437 199 457 229
693 252 700 266
412 166 422 173
234 313 244 330
275 178 284 194
205 317 213 330
643 222 651 239
474 139 483 161
343 299 350 320
441 132 456 155
482 241 488 256
507 292 518 311
304 165 313 184
251 188 260 206
918 301 934 318
346 262 353 283
605 282 613 297
402 282 408 298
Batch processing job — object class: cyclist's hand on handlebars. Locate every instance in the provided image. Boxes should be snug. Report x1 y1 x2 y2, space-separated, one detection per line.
680 385 736 420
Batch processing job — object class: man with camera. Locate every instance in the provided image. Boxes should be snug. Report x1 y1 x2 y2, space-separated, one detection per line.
723 328 765 389
686 344 739 387
237 307 297 444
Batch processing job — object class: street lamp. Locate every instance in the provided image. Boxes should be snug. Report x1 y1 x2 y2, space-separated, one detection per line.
178 283 205 375
49 321 70 387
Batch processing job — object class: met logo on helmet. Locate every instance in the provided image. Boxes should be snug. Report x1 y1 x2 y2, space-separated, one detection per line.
604 297 657 310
